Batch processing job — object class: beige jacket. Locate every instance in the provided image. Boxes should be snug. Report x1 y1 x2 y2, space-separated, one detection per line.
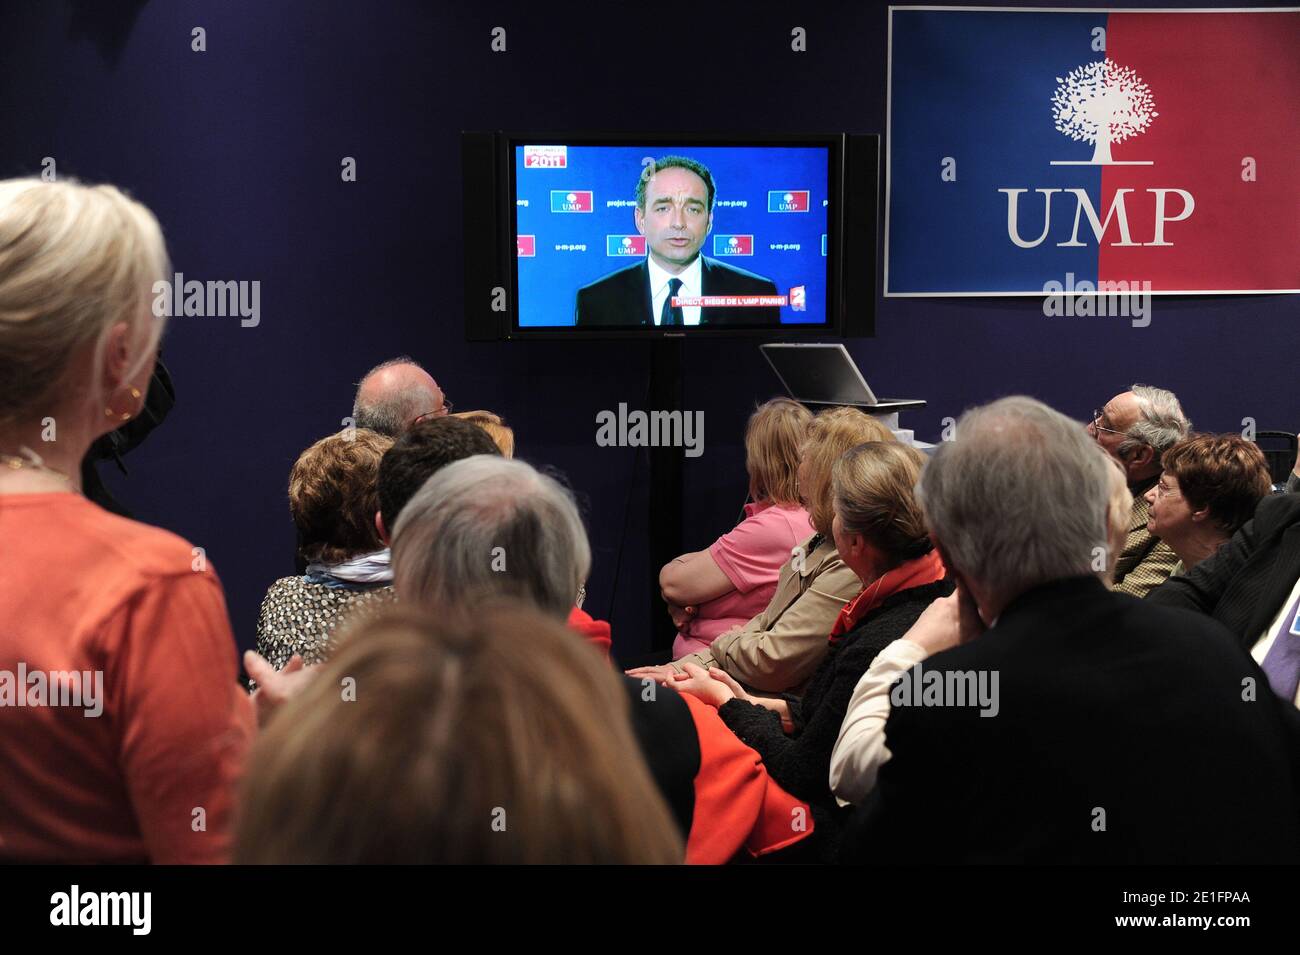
673 533 861 693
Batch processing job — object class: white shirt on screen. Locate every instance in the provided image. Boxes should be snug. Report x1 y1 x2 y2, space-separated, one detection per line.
648 254 702 326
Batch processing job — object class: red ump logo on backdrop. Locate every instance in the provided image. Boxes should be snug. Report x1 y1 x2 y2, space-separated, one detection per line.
768 190 810 213
607 235 647 256
516 235 536 257
713 235 754 256
550 190 593 213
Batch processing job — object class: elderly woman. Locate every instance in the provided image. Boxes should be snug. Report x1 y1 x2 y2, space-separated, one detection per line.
632 406 896 695
670 442 951 854
391 455 816 863
660 397 814 658
0 178 252 862
255 428 397 668
1145 434 1272 577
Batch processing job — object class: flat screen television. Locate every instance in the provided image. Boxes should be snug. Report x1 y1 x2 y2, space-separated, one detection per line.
463 132 877 340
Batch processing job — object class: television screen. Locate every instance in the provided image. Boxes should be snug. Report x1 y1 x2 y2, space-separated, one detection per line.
509 139 839 334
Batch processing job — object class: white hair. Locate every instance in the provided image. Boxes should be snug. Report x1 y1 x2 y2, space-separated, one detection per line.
918 396 1116 611
1117 383 1190 458
392 456 590 621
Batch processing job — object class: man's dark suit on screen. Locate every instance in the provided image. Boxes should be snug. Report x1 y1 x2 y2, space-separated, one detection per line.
574 257 781 327
839 576 1300 864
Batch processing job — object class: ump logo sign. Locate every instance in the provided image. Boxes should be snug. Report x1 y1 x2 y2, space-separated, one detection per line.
713 234 754 256
606 235 647 256
550 190 593 213
885 7 1300 295
768 190 810 213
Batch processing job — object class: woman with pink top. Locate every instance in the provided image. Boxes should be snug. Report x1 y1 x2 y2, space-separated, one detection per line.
660 398 813 658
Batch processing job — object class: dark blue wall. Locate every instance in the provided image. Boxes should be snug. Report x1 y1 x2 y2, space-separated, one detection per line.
2 0 1295 660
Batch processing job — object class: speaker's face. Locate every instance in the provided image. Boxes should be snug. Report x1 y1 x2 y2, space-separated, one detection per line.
635 166 712 270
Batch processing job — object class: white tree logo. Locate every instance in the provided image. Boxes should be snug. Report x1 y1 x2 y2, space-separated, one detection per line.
1050 59 1157 166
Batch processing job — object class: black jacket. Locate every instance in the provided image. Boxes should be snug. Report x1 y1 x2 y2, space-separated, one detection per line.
574 256 780 327
841 576 1300 864
718 578 953 862
718 579 954 808
1147 493 1300 649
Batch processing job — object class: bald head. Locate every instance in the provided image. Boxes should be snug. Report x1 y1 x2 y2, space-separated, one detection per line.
353 358 446 437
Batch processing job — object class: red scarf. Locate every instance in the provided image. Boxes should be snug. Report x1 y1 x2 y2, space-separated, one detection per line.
828 549 946 645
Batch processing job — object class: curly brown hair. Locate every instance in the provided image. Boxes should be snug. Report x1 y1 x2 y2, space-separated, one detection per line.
289 428 393 564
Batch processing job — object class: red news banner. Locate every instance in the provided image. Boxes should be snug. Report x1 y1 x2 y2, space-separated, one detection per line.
672 296 789 307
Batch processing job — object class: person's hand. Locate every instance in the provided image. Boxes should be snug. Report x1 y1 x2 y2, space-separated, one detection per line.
953 580 987 644
625 664 680 685
1293 433 1299 477
902 586 987 657
900 592 963 656
707 667 751 704
244 651 320 728
670 662 736 708
666 601 697 630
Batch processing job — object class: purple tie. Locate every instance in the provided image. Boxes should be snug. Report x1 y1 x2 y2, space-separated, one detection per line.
1260 588 1300 704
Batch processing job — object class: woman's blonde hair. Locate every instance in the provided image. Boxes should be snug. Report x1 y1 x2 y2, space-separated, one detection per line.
832 441 931 561
235 605 684 864
801 407 895 536
0 178 169 428
745 397 811 506
452 409 514 457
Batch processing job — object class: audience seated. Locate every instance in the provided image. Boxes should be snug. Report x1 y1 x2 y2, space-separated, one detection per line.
632 406 895 694
1086 385 1190 596
839 397 1300 863
1148 492 1300 708
669 441 951 860
452 409 514 456
235 606 683 863
375 415 611 658
0 178 252 863
392 455 814 862
1144 433 1272 576
660 397 814 658
352 355 449 437
830 455 1134 805
255 428 397 669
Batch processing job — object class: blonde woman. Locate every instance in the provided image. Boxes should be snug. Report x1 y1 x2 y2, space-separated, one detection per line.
660 397 814 657
632 406 897 694
452 409 514 457
0 179 253 862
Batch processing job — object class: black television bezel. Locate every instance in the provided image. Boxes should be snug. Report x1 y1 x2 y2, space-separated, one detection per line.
499 131 848 340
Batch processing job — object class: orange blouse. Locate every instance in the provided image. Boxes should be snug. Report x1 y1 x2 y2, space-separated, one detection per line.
0 493 254 863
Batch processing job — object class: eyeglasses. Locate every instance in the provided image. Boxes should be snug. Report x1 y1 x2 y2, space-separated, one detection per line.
412 399 454 426
1090 409 1128 439
1154 478 1181 500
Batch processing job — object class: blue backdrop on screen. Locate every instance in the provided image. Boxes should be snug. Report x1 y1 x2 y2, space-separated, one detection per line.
514 145 830 327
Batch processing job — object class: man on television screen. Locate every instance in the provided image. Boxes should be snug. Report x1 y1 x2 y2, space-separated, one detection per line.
574 156 780 327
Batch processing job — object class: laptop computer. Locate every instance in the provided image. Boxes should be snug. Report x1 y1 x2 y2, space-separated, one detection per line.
759 343 925 412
